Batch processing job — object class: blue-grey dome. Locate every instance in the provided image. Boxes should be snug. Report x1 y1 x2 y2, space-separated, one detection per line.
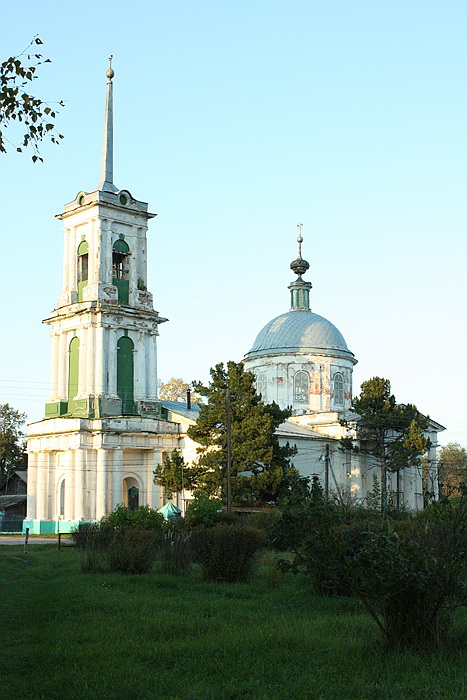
245 310 356 362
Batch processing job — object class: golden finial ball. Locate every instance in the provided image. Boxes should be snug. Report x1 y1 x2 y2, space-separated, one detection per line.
106 68 115 80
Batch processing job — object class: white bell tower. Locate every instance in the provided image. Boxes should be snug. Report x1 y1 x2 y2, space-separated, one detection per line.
25 62 179 534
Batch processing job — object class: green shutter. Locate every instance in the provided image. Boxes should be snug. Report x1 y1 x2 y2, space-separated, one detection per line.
68 337 80 403
117 336 134 414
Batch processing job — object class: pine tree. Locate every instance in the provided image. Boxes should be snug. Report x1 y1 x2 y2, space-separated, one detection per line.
342 377 429 511
153 450 202 500
187 361 297 504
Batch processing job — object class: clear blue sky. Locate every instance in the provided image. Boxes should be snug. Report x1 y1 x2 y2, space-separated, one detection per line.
1 0 466 446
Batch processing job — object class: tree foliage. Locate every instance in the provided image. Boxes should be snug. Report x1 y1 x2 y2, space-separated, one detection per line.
187 361 298 503
342 377 429 511
157 377 202 404
437 442 467 497
153 449 203 499
0 403 27 482
0 37 64 162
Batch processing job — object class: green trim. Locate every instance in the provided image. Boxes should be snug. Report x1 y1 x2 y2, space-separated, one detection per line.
137 400 162 418
117 336 135 414
77 240 89 255
68 337 80 403
113 239 130 253
78 280 88 302
45 401 68 418
68 397 95 418
112 278 129 305
22 520 84 535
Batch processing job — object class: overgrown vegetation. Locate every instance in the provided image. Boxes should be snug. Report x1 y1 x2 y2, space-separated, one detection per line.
273 477 467 650
2 544 467 700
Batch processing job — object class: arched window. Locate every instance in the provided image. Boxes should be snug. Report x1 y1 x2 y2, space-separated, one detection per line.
257 373 267 401
117 336 134 414
294 371 309 404
333 372 344 406
68 337 80 403
112 239 130 304
77 240 88 301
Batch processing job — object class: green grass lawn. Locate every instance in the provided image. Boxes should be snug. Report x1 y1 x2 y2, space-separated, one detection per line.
1 545 466 700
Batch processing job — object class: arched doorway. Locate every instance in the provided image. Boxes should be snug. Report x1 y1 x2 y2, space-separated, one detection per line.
123 477 140 510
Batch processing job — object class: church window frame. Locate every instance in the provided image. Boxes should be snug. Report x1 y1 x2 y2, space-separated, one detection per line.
333 372 344 406
294 370 309 404
257 373 267 402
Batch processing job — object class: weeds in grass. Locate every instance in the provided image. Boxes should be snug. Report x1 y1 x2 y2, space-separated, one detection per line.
158 529 191 576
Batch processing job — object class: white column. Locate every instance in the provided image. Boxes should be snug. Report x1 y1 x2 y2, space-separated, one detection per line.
35 452 49 521
88 218 96 284
145 451 153 507
94 325 105 395
63 227 70 291
134 332 144 399
26 453 38 520
74 449 85 521
69 226 77 292
146 333 157 399
58 332 69 400
112 449 123 508
108 328 118 395
99 218 110 283
151 451 163 509
78 329 87 396
95 448 108 519
50 333 60 400
64 452 74 520
87 323 96 395
128 225 137 304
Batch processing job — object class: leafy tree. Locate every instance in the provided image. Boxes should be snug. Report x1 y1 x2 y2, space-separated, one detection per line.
157 377 202 404
187 361 298 504
342 377 429 511
0 403 27 482
153 449 203 499
437 443 467 497
0 37 64 162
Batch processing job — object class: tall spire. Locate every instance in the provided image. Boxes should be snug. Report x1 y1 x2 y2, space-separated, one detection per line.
288 224 312 311
98 56 118 193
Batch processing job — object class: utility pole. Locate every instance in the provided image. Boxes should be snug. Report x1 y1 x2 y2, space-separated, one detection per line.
324 443 330 500
226 386 232 513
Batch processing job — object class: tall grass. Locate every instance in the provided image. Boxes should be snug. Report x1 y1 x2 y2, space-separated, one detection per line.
1 545 467 700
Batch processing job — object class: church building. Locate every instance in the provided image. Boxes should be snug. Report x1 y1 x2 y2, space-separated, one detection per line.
243 232 443 508
24 67 443 532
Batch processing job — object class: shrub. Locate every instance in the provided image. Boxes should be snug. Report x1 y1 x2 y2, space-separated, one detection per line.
108 528 159 574
72 522 101 550
190 524 266 582
103 505 165 533
184 491 226 529
347 517 467 650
